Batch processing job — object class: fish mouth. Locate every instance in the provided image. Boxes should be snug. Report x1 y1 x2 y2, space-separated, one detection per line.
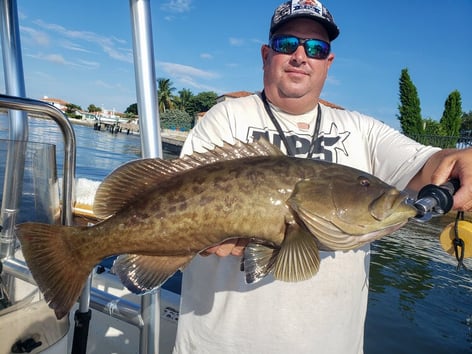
369 189 414 221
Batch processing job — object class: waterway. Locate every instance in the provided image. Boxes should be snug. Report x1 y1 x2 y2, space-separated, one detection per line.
1 115 471 353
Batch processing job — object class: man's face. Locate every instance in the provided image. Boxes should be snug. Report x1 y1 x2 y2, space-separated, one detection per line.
262 18 334 105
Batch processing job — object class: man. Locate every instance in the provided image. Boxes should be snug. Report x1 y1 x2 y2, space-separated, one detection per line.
173 1 472 353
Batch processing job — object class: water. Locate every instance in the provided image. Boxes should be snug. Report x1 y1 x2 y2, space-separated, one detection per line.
0 116 174 181
366 219 472 353
1 114 472 353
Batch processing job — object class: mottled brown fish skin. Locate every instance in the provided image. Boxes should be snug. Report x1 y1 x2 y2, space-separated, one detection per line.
78 156 308 258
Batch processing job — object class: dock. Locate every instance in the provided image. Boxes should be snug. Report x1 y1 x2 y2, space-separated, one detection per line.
161 129 187 154
70 118 187 154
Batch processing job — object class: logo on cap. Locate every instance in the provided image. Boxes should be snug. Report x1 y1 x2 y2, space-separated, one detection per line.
292 0 322 16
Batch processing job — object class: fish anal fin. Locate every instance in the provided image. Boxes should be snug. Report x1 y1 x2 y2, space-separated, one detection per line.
242 243 280 284
273 223 320 282
112 254 193 294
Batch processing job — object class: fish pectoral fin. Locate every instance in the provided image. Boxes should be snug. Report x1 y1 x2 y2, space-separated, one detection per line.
112 254 193 294
242 243 280 284
272 223 320 282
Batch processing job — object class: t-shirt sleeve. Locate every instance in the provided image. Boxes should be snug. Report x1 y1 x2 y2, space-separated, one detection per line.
180 102 236 157
366 118 441 190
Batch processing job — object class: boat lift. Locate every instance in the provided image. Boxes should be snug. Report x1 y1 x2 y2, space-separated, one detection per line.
0 0 164 353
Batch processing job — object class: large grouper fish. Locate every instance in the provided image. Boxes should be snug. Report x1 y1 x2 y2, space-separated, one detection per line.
16 138 416 319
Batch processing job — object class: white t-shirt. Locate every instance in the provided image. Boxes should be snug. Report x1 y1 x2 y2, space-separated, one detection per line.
173 93 440 354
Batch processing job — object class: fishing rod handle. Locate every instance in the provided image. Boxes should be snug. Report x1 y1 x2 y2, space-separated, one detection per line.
417 178 461 215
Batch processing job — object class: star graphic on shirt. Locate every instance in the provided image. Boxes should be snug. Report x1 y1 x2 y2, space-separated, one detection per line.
320 122 350 159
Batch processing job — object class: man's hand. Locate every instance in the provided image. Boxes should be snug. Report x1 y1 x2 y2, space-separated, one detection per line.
201 239 250 257
410 148 472 211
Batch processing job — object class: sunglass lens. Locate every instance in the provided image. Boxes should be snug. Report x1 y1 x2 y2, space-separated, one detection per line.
272 36 299 54
270 36 330 59
305 39 330 59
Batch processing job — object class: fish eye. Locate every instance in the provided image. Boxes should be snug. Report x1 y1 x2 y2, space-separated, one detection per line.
358 176 370 187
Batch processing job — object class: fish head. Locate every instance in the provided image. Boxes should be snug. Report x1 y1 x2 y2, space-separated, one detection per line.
288 165 417 250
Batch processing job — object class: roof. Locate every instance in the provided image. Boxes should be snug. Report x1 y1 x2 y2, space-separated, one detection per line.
41 96 69 106
319 99 344 110
217 91 253 99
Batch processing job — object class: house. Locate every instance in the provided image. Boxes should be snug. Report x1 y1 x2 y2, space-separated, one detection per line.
40 96 69 112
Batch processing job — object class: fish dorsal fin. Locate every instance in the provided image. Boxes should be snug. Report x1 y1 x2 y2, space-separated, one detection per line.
93 157 187 219
93 138 282 219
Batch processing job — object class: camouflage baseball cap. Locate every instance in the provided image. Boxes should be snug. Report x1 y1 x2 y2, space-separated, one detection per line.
270 0 340 41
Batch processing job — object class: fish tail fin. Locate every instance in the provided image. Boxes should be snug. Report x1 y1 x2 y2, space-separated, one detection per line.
242 223 320 284
16 222 92 319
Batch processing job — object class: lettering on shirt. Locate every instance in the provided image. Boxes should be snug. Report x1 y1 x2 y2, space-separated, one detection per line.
247 122 350 163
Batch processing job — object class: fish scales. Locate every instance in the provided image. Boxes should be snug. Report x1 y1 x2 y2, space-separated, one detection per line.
84 157 303 256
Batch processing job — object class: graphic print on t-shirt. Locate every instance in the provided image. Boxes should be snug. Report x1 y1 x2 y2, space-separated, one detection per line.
248 122 350 163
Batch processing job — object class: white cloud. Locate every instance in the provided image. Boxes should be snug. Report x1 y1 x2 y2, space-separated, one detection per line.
29 53 68 65
326 75 341 86
161 0 192 13
20 26 50 46
229 37 245 46
32 19 133 63
27 52 99 70
60 40 91 53
159 62 218 80
158 61 221 92
77 59 100 69
200 53 213 60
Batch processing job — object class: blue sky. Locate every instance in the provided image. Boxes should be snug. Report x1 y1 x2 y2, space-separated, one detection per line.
1 0 471 130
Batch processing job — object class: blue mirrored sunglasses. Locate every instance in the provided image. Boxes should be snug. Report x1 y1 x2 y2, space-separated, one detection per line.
269 35 331 60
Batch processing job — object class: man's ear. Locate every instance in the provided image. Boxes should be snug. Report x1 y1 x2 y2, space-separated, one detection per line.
261 44 271 69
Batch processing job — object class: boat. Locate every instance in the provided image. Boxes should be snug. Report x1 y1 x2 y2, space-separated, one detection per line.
0 0 179 353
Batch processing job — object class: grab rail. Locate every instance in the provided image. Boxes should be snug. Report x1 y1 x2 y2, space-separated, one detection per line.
0 94 76 227
0 95 149 330
1 0 162 352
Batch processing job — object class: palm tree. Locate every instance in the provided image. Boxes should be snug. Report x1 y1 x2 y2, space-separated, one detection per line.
157 78 175 113
176 88 193 111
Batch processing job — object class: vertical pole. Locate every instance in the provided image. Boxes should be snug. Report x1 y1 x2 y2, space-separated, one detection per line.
0 0 28 299
129 1 162 353
129 0 163 159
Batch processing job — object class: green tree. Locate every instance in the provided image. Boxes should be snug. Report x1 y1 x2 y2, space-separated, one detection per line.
65 103 82 118
189 91 218 116
175 88 194 112
440 90 462 137
87 104 102 113
160 109 193 131
397 68 423 137
125 103 138 115
439 90 462 148
460 111 472 136
157 78 175 113
422 118 444 135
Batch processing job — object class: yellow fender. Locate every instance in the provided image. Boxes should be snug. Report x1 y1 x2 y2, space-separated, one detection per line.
439 220 472 258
